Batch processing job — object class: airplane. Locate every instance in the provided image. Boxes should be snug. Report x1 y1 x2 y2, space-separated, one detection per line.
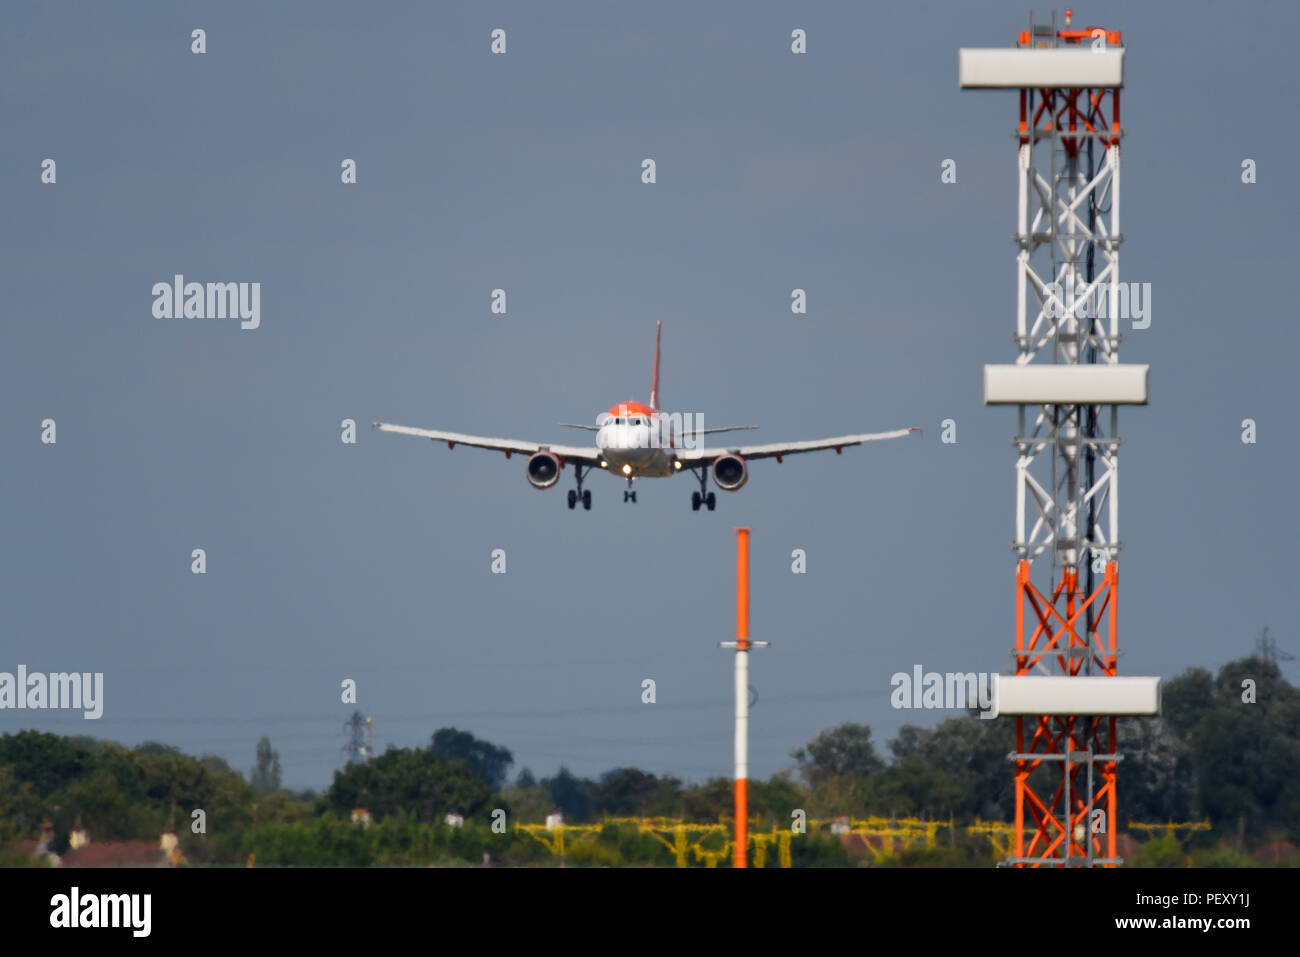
374 321 919 511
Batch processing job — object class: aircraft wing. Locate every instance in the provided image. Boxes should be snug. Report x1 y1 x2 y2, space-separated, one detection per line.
675 426 920 463
374 420 603 466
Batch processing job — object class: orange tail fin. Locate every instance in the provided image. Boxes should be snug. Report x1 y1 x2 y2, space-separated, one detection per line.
650 320 661 411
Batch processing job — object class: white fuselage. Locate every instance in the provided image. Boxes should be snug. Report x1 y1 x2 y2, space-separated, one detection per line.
596 413 679 478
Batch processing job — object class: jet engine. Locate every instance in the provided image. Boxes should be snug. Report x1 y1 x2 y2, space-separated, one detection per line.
711 454 748 491
526 451 562 489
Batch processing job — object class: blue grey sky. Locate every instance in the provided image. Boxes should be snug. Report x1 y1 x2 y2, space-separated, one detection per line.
2 1 1296 790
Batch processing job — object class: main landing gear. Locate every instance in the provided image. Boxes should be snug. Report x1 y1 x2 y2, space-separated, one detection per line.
691 491 715 511
624 475 637 503
567 465 593 511
688 467 716 511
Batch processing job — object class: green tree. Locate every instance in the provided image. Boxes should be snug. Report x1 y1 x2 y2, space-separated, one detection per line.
1162 667 1214 737
542 767 594 822
867 760 969 819
250 737 282 793
593 768 683 817
430 728 513 791
680 778 734 821
1128 833 1186 868
747 772 805 827
322 744 492 823
245 816 377 867
1187 657 1300 842
498 783 552 824
0 730 87 797
135 741 182 756
0 764 43 838
887 717 1014 820
792 723 884 789
58 769 158 842
1117 716 1196 823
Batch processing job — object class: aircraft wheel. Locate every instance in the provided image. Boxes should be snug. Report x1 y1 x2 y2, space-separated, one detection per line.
705 492 716 511
582 490 592 510
567 489 577 510
691 491 701 511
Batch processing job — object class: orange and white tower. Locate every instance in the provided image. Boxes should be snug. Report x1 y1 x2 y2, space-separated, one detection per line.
961 10 1161 867
721 527 767 867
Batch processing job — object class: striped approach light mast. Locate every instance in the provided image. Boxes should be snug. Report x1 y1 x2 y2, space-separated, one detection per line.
721 527 767 867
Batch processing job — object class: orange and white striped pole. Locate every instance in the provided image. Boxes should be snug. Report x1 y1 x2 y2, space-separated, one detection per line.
724 527 767 868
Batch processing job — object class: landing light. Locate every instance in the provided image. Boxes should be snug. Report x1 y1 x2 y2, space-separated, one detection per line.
622 464 632 475
673 461 682 470
600 460 608 468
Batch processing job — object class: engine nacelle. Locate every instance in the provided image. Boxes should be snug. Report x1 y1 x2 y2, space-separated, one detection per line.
711 454 748 491
526 451 562 489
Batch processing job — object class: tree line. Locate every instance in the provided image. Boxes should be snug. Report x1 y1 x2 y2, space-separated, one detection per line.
1 654 1296 866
